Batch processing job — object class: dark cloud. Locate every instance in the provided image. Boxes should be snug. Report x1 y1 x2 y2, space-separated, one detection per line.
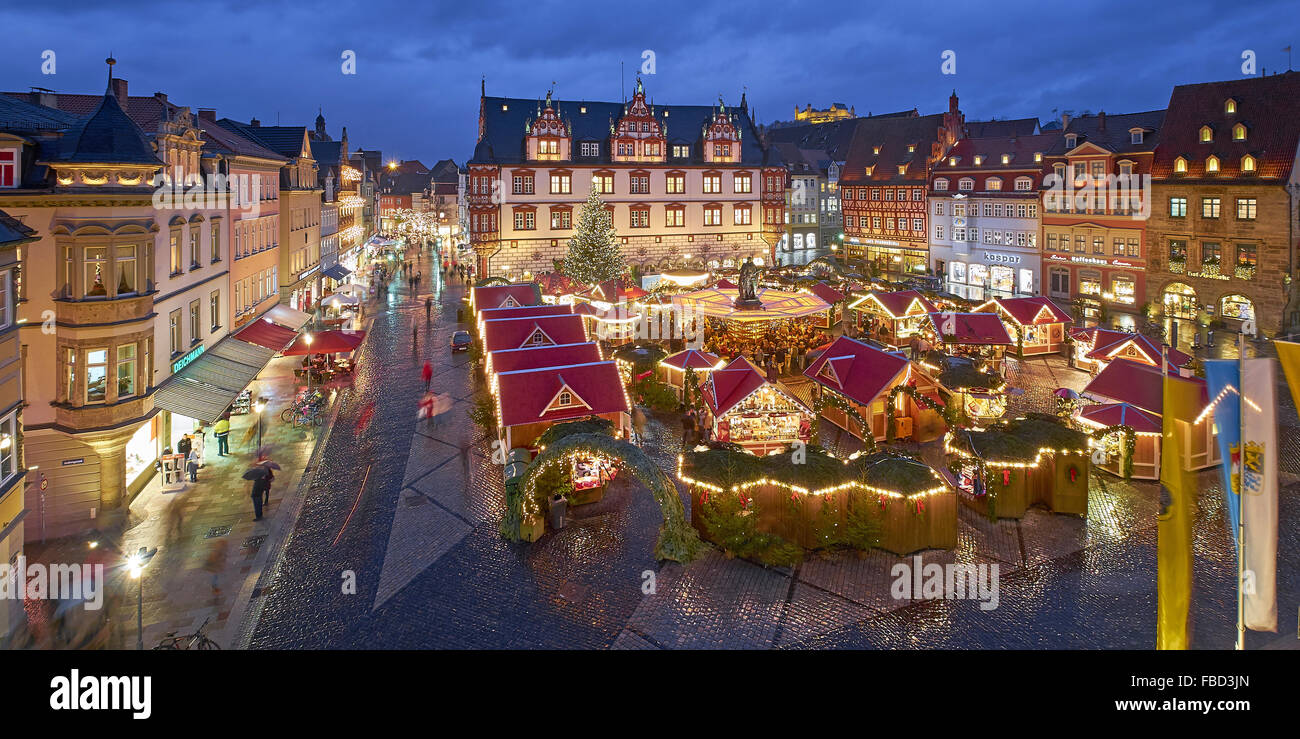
1 0 1294 162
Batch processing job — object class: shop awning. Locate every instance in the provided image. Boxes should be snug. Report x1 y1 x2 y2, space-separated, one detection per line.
235 319 299 351
323 264 352 281
282 330 366 356
263 303 312 330
152 337 278 423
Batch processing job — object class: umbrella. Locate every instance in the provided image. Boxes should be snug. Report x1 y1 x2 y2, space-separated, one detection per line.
335 284 368 297
1053 387 1080 400
322 293 360 309
282 330 366 356
242 465 270 481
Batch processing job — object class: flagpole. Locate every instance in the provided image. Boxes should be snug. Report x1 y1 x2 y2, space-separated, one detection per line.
1235 330 1246 650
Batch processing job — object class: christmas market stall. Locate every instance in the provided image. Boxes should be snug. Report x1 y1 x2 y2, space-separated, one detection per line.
658 349 723 402
470 282 542 312
930 354 1008 426
1068 327 1193 375
494 359 630 451
480 313 587 354
804 336 947 444
847 289 937 346
672 284 830 357
944 414 1092 518
1082 358 1219 475
486 341 603 392
922 311 1012 373
972 296 1072 356
532 417 622 506
702 356 813 455
475 302 574 338
1076 402 1162 480
678 445 956 558
803 281 846 332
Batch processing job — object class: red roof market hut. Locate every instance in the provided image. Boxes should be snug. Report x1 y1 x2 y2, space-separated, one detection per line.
1068 327 1193 375
702 356 813 454
973 296 1071 356
480 314 588 353
1081 358 1219 478
804 336 947 444
1076 401 1163 480
476 303 573 337
944 415 1092 518
847 290 937 346
470 282 542 312
921 311 1013 372
658 348 724 402
486 341 603 390
494 360 631 450
804 281 846 331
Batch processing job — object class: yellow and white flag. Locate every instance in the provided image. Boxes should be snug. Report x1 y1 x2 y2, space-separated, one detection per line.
1157 372 1200 649
1240 359 1278 631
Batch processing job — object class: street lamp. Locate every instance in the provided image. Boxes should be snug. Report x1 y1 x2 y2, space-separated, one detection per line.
127 546 158 650
303 334 314 392
254 398 266 449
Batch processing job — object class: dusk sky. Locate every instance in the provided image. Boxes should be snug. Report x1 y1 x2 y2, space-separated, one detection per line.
2 0 1294 164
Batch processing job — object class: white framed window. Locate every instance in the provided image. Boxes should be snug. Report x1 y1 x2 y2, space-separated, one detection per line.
934 178 949 191
1014 177 1032 191
0 410 16 483
958 178 974 191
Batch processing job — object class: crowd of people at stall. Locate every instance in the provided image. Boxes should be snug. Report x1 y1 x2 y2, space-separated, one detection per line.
702 318 826 377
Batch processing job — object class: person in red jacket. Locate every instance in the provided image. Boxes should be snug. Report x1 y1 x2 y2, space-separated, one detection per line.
421 360 433 390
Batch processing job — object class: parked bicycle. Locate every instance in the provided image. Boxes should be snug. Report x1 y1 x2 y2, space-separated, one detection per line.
280 389 325 422
290 407 324 429
153 617 221 650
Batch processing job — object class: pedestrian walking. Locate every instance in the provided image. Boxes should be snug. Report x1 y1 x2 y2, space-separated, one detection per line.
418 391 436 428
680 405 696 448
421 360 433 390
700 411 714 443
631 405 648 446
203 539 229 595
213 415 230 456
192 425 206 468
425 296 433 320
186 450 200 482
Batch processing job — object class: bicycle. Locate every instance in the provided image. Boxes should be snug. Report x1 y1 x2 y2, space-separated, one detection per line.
153 617 221 650
291 407 324 429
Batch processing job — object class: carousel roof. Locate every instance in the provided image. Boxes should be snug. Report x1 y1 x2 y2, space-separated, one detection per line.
672 286 830 322
471 283 542 310
662 349 723 372
702 356 809 417
1078 402 1162 434
925 312 1013 346
849 289 937 318
1073 327 1193 367
803 336 910 407
975 296 1071 325
481 314 587 353
1083 358 1208 415
496 360 629 429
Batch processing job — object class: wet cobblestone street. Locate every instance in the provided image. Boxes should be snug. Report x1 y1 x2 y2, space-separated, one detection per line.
247 258 1299 649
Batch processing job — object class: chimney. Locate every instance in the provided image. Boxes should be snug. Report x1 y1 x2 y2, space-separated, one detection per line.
109 78 127 104
153 91 168 104
1098 110 1106 132
1061 112 1071 130
250 117 261 127
198 108 216 121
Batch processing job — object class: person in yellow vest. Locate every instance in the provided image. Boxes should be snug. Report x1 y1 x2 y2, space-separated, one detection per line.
213 416 231 457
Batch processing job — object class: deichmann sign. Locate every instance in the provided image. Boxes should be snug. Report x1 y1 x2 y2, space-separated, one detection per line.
171 344 205 374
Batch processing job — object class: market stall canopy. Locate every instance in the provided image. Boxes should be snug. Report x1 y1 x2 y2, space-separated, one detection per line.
487 342 603 377
703 356 810 417
322 264 353 281
1072 327 1192 368
471 282 542 311
974 296 1071 325
481 314 587 353
282 330 366 356
263 303 312 331
1078 402 1162 434
152 336 278 423
335 283 368 297
659 269 711 288
849 290 937 319
234 318 298 351
806 281 846 305
1082 358 1208 415
925 312 1013 346
672 286 829 322
321 293 360 309
803 336 911 407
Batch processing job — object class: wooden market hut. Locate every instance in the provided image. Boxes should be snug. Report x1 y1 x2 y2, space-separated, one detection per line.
973 296 1072 356
476 303 573 338
703 356 813 454
1082 358 1219 475
480 313 588 353
1068 327 1193 375
805 281 847 332
932 355 1008 426
1076 402 1162 480
922 311 1012 373
804 336 947 444
485 341 603 389
847 289 937 346
494 360 630 450
679 446 956 555
944 415 1092 518
532 417 621 506
470 282 543 312
658 349 723 401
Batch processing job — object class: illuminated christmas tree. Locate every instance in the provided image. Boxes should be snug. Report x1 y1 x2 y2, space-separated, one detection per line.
563 184 626 285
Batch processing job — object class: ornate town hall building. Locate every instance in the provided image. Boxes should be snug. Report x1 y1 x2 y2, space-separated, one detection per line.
467 80 786 278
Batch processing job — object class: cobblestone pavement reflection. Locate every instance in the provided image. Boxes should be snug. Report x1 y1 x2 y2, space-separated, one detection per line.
246 262 1299 649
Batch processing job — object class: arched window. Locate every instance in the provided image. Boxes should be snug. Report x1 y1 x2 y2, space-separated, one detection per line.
1241 155 1257 173
1221 294 1255 321
1174 157 1188 173
958 177 974 191
1199 126 1213 143
1206 156 1220 174
1225 98 1237 114
985 177 1003 191
1233 123 1247 141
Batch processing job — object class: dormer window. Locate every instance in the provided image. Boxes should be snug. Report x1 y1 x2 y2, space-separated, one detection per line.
1206 155 1220 173
579 106 587 114
907 144 915 153
1000 154 1010 165
1242 154 1257 173
558 391 572 406
872 145 880 155
1065 134 1077 148
1225 98 1237 114
934 178 949 191
1033 152 1042 163
985 177 1002 191
1199 126 1213 143
949 157 958 166
973 155 983 166
958 177 974 191
897 165 906 175
1118 161 1133 176
501 104 509 112
863 165 873 176
1232 123 1247 141
1174 156 1188 173
1129 128 1144 145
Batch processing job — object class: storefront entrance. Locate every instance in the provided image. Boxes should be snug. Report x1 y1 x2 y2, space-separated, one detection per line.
1162 283 1198 320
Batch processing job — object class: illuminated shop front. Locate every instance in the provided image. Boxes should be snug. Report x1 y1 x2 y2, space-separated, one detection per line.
124 418 159 489
846 237 928 276
1220 294 1255 322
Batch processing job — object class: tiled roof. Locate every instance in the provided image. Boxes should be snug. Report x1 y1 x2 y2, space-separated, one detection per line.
496 360 628 428
1045 109 1165 156
765 112 913 162
1151 71 1300 180
0 209 37 246
840 111 953 184
196 118 287 162
310 139 343 168
217 119 311 158
803 336 910 408
481 314 587 353
4 90 176 131
975 296 1071 325
965 117 1040 138
57 91 162 165
936 132 1062 173
0 95 81 132
926 312 1012 345
471 283 542 310
471 92 775 167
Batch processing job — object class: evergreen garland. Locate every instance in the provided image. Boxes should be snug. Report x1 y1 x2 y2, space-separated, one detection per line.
812 390 874 449
563 185 627 286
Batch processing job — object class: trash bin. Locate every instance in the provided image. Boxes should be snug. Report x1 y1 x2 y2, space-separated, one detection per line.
548 494 567 530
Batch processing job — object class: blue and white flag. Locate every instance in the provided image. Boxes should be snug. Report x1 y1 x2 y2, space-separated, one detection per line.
1202 360 1240 545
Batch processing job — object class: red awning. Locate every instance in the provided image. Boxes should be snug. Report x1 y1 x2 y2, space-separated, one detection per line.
281 330 366 355
235 319 299 351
